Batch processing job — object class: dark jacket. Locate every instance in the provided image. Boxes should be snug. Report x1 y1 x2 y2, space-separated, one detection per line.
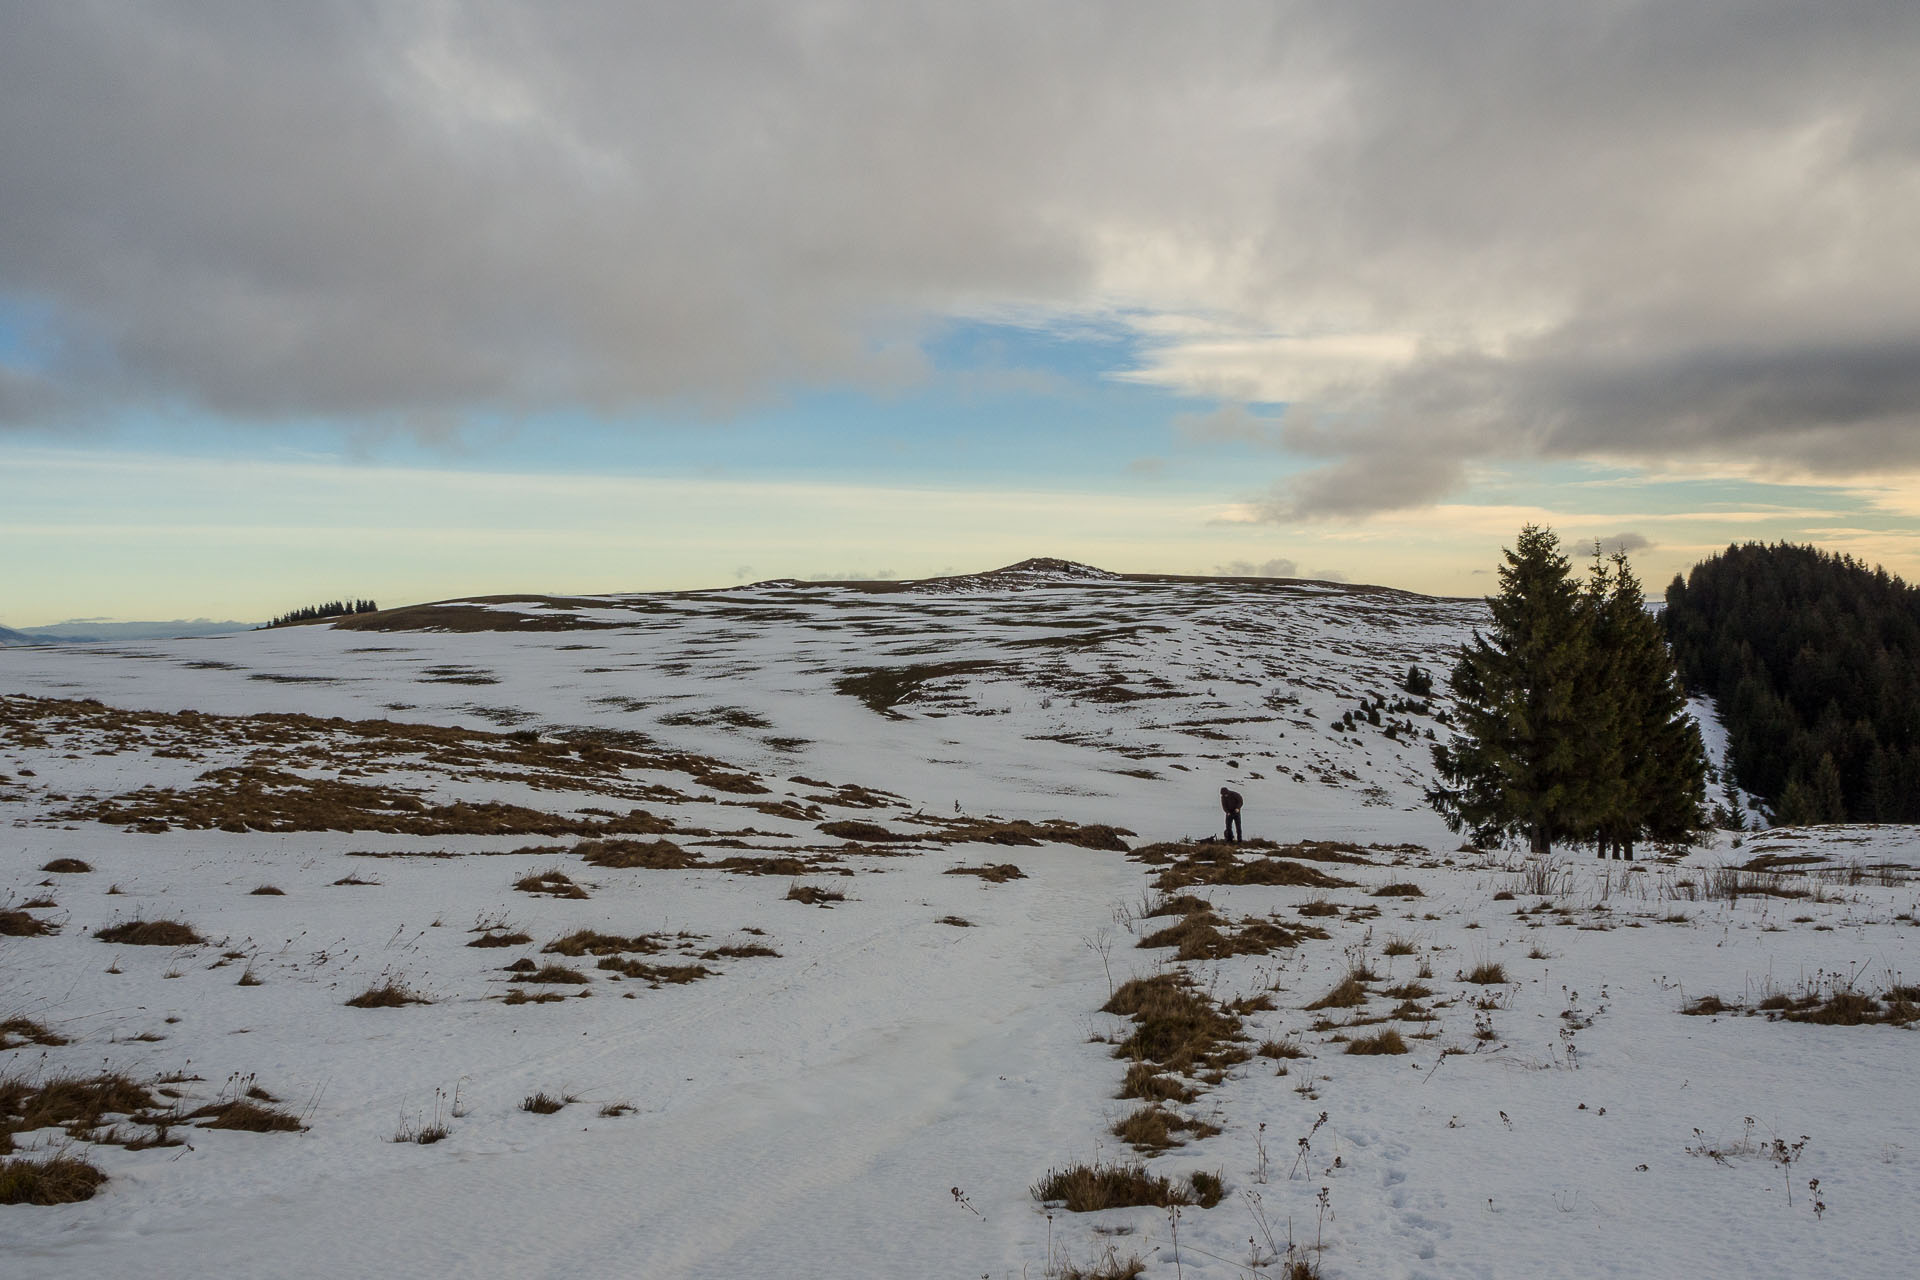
1220 789 1243 814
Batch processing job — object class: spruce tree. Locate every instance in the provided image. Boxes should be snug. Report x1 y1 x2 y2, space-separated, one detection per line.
1430 526 1594 855
1596 551 1707 856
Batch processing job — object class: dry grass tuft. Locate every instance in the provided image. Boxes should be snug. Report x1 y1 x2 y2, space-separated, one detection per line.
1345 1028 1410 1055
512 964 589 985
1111 1105 1221 1151
344 979 429 1008
1032 1161 1192 1212
1102 974 1246 1074
1464 962 1508 985
935 915 974 927
1118 1062 1197 1103
93 919 202 946
1188 1169 1226 1207
0 1152 109 1204
0 1018 68 1050
817 819 912 842
514 869 589 899
1058 1248 1148 1280
1257 1037 1309 1059
521 1092 568 1114
249 884 285 896
1372 882 1425 897
596 957 712 985
944 863 1027 883
40 859 91 874
785 883 845 907
576 838 701 870
468 929 533 948
1306 974 1370 1010
543 929 664 957
187 1100 303 1132
0 910 58 938
502 989 568 1005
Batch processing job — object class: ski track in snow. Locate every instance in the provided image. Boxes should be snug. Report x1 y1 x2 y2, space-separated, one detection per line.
4 574 1918 1278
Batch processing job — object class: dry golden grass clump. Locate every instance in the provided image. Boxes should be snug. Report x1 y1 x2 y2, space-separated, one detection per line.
1138 909 1328 962
1111 1104 1221 1151
511 963 590 985
249 884 285 896
0 1017 68 1050
944 863 1027 884
1032 1161 1192 1212
521 1091 571 1114
1463 961 1509 985
1306 974 1371 1010
344 979 429 1008
40 858 91 873
543 929 665 957
595 957 712 985
1136 841 1358 893
930 817 1134 852
514 869 589 899
1372 882 1425 897
785 883 845 906
1 1070 166 1155
93 919 202 946
817 819 913 842
1102 973 1246 1074
1118 1061 1197 1103
0 1153 109 1205
0 909 58 938
1258 1037 1309 1060
468 929 533 948
1057 1248 1147 1280
700 942 780 959
576 838 701 870
1345 1028 1410 1055
186 1099 303 1132
502 989 569 1005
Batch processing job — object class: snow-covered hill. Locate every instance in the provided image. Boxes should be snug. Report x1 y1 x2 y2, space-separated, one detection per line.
3 572 1915 1279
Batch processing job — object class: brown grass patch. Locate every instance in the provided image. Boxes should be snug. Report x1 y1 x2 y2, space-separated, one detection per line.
1683 995 1736 1016
817 819 913 842
344 979 428 1007
0 1018 67 1050
785 883 845 906
40 858 91 874
0 1153 109 1205
0 910 58 938
701 942 780 959
1032 1161 1192 1212
944 863 1026 883
514 869 589 899
468 929 532 948
596 957 713 985
512 964 590 985
502 989 568 1005
249 884 285 895
93 919 202 946
1102 974 1246 1074
1463 962 1508 985
1111 1105 1222 1151
543 929 665 957
1306 974 1370 1010
1345 1028 1410 1055
521 1091 569 1114
186 1100 303 1132
1372 882 1425 897
936 915 974 927
1118 1062 1197 1102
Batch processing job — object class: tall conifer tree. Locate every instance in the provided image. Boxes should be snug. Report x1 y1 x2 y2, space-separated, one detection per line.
1430 526 1593 854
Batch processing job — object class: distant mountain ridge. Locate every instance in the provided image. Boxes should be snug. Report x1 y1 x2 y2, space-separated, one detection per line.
0 619 259 644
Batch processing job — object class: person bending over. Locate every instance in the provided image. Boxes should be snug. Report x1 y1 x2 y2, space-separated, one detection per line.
1220 786 1244 842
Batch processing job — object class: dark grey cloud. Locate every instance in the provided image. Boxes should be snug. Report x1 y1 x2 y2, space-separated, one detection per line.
2 0 1916 503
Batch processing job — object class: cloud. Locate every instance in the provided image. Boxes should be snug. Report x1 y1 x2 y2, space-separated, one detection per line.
1 0 1915 509
1597 532 1653 556
1212 557 1298 578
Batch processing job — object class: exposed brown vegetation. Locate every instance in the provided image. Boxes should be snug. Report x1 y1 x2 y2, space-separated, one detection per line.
1033 1161 1192 1212
1111 1105 1221 1151
249 884 285 896
817 819 912 842
93 919 202 946
0 1018 68 1050
543 929 665 957
0 910 58 938
39 858 91 874
785 883 845 906
1135 841 1358 892
1464 962 1509 985
468 929 533 948
944 863 1026 883
187 1100 303 1132
1306 974 1371 1010
1118 1062 1197 1102
344 980 429 1007
1372 882 1425 897
596 958 713 985
514 869 589 899
0 1153 109 1204
1345 1028 1410 1055
1102 973 1246 1074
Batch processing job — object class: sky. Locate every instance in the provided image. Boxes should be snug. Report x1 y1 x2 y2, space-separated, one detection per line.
4 1 1919 626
